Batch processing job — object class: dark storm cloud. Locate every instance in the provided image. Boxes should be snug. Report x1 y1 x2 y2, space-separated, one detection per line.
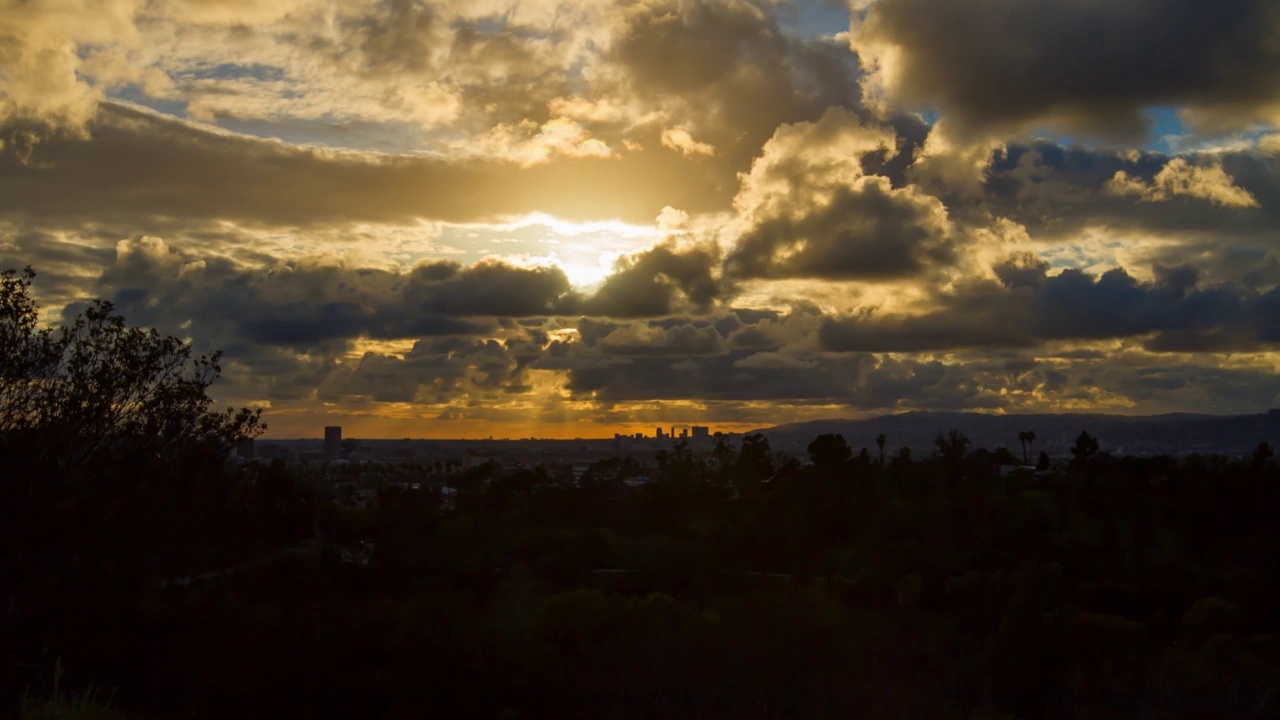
543 307 1021 411
60 238 576 407
398 261 574 317
239 305 479 347
560 347 871 404
582 241 728 317
593 322 727 357
611 0 863 177
726 177 954 280
319 337 530 405
966 140 1280 292
553 310 1280 416
39 235 1280 416
821 260 1280 354
852 0 1280 136
88 239 574 352
0 227 116 307
980 142 1277 238
712 106 955 282
550 316 1043 412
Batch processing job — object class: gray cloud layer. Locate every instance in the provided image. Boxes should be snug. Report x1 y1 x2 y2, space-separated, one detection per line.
0 104 733 227
852 0 1280 137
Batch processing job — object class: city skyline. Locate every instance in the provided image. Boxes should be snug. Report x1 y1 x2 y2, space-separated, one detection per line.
5 1 1280 439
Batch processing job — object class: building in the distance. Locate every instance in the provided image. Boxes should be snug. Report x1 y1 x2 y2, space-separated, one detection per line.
691 426 710 440
324 426 342 462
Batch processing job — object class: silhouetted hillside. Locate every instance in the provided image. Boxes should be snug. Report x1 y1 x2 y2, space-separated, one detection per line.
754 410 1280 457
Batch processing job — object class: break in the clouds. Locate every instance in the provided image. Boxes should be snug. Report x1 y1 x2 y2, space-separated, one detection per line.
4 0 1280 436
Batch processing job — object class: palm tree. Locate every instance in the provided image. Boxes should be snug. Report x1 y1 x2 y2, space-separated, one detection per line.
1017 431 1029 465
1025 431 1036 466
876 433 887 465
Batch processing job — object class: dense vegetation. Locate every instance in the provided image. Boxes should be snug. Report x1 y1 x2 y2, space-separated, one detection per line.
3 268 1279 718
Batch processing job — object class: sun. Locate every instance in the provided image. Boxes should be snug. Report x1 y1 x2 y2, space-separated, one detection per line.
555 258 615 289
466 213 666 289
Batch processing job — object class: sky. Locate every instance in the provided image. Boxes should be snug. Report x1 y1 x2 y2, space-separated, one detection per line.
4 0 1280 439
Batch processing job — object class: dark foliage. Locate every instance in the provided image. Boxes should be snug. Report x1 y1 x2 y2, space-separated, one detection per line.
1 267 265 707
4 270 1280 719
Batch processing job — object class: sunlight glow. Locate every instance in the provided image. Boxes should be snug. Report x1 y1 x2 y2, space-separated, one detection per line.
467 213 662 239
556 260 614 289
458 213 666 289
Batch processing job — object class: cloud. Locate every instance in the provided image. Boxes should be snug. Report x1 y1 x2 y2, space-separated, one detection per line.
607 0 864 179
318 337 533 406
660 127 715 157
89 236 574 350
25 232 1280 421
473 117 615 166
725 107 953 280
974 141 1280 268
821 258 1280 354
581 240 727 317
0 104 732 227
10 0 1280 428
0 0 142 131
728 176 954 280
850 0 1280 138
1105 158 1259 208
733 351 818 371
594 322 727 356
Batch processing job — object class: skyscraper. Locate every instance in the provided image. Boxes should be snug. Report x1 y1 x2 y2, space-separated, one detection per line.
324 426 342 462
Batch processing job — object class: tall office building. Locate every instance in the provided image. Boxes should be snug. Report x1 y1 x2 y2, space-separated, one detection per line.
691 426 710 440
324 426 342 462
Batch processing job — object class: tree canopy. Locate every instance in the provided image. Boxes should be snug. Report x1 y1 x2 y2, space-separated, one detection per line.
1 266 263 475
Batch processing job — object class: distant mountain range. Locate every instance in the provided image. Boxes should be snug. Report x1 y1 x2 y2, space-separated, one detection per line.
751 410 1280 458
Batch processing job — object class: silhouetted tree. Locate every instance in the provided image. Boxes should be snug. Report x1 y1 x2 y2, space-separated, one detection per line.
808 433 852 474
1 267 263 477
935 428 971 491
1070 431 1099 474
711 433 736 477
736 433 774 494
1017 430 1037 465
876 433 887 465
1036 451 1051 471
1252 440 1273 468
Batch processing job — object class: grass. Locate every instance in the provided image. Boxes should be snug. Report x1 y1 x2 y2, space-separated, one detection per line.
20 659 125 720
